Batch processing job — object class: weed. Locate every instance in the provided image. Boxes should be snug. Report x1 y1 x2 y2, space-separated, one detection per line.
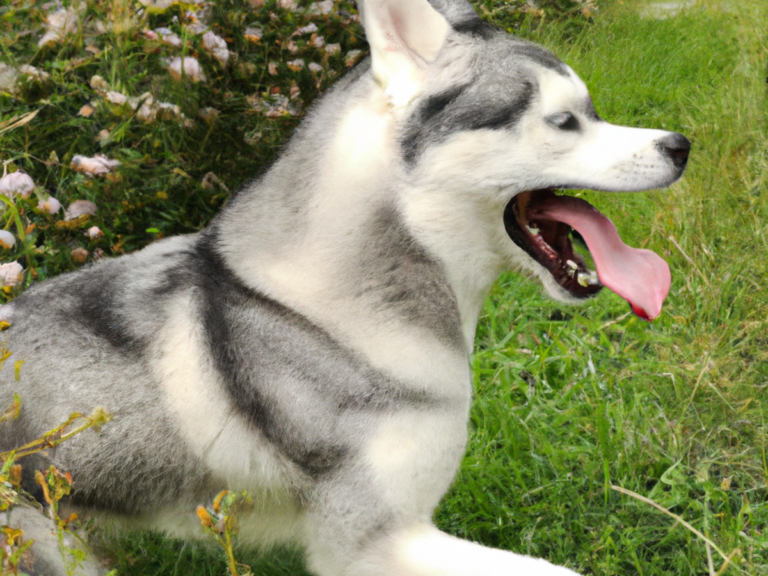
0 395 113 575
197 491 253 576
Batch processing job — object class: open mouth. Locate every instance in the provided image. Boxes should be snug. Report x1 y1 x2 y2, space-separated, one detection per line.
503 189 671 320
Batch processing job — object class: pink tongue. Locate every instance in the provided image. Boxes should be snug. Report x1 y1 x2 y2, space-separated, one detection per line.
531 196 670 320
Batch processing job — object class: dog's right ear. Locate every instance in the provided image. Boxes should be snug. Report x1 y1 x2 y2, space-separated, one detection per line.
358 0 450 107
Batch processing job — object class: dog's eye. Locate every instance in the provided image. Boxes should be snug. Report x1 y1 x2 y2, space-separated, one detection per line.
547 112 579 131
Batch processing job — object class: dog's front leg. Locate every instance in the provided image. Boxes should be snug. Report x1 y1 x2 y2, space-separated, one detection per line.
379 524 580 576
301 410 580 576
305 495 581 576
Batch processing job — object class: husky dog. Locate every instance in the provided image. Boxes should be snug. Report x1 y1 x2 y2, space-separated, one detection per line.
0 0 689 574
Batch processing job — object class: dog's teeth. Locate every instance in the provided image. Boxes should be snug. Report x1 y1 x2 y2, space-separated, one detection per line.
566 259 578 269
577 271 599 287
525 224 539 236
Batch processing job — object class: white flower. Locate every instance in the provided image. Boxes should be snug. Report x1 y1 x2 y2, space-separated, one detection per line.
70 154 121 176
38 6 81 47
325 43 341 55
90 75 108 92
19 65 50 82
278 0 298 10
136 97 183 123
0 171 35 199
64 200 98 221
202 31 229 66
105 90 128 105
168 57 206 82
244 27 263 43
0 262 23 287
127 92 152 110
138 0 176 9
293 23 318 36
86 226 104 239
155 27 182 47
345 49 363 67
309 0 334 15
309 62 323 74
312 35 325 49
0 61 52 94
0 231 15 249
0 63 19 95
287 59 305 72
137 95 156 122
38 196 62 214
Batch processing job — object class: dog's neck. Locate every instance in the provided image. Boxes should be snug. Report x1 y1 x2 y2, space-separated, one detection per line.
215 70 507 383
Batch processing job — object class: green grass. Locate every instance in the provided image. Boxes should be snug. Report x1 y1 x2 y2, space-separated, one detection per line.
2 0 768 574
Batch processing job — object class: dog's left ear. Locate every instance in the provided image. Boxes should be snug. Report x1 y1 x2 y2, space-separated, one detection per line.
358 0 450 106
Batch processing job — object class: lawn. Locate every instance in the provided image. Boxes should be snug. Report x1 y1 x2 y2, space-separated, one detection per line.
1 0 767 575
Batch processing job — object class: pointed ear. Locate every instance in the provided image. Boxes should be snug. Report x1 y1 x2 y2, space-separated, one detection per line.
359 0 450 106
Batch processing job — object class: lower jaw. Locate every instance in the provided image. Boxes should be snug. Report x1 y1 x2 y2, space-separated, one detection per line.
503 189 602 299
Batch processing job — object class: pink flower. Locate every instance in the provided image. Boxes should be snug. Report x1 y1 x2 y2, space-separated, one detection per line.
70 154 121 176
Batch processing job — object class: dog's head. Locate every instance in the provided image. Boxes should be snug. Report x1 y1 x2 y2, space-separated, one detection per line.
358 0 690 320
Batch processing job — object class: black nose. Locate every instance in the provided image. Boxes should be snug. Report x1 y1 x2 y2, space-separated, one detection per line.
657 133 691 169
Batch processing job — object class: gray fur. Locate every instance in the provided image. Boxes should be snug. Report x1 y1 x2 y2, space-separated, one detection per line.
350 205 464 349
